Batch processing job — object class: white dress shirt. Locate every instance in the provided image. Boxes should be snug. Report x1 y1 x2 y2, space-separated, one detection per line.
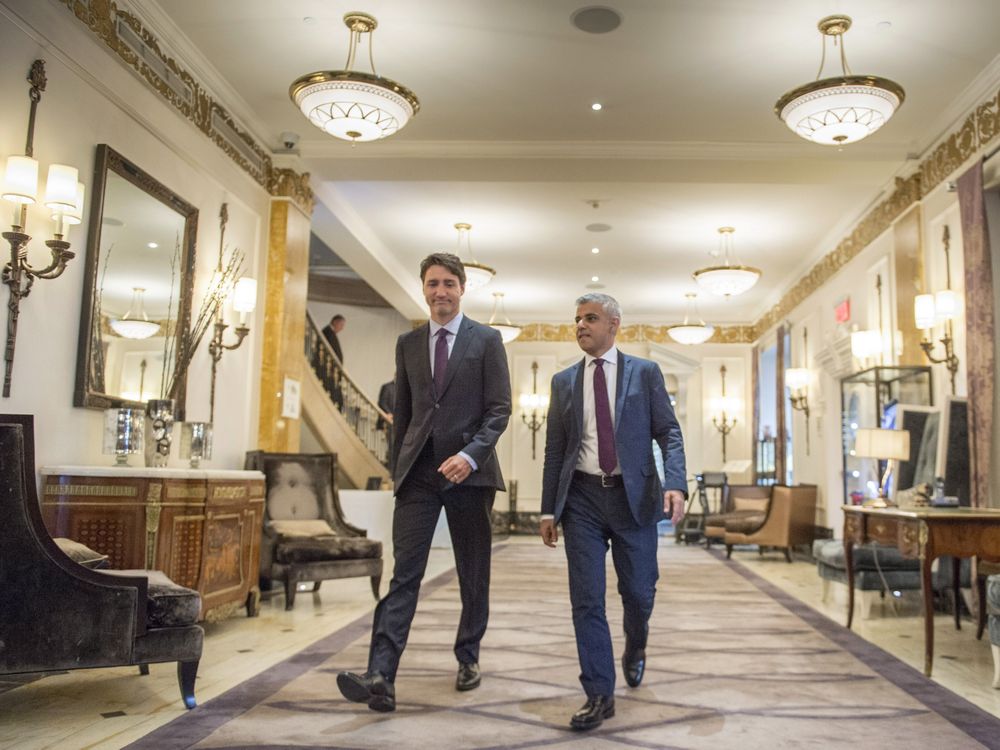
575 347 621 476
427 313 476 471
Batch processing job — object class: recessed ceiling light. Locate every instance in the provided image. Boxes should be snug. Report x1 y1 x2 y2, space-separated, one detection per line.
303 16 316 24
147 242 158 249
591 102 603 111
571 6 623 34
591 275 600 282
591 247 600 254
876 20 892 31
586 223 611 232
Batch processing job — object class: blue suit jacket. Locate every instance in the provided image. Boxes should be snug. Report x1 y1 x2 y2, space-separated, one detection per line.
541 351 687 527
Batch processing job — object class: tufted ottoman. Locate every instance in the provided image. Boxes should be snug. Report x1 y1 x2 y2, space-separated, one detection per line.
813 539 922 619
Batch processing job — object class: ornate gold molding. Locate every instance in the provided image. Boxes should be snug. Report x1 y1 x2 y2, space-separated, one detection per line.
58 0 311 208
510 323 754 344
44 484 137 497
269 168 316 214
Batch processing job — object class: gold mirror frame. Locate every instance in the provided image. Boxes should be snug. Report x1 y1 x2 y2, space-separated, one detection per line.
74 144 198 417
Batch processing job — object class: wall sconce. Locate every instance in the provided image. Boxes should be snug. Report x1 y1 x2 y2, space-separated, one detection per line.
711 364 739 462
853 427 910 507
915 225 961 394
850 273 889 369
207 204 256 422
785 327 811 455
1 60 82 397
518 360 549 460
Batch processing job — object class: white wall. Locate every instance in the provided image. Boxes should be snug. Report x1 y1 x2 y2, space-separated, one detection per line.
307 301 411 402
1 3 270 470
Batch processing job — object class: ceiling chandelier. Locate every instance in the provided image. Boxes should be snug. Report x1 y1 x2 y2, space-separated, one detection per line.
454 222 495 290
775 15 904 146
488 292 521 344
289 12 420 142
110 287 160 340
667 293 714 345
693 227 761 297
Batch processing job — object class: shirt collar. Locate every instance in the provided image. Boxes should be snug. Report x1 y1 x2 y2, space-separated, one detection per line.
429 312 464 338
585 346 618 367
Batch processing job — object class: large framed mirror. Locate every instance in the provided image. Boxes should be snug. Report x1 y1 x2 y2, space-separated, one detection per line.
74 145 198 417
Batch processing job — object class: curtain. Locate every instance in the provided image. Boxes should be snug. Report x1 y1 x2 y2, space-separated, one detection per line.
752 343 760 483
775 325 786 486
957 161 994 508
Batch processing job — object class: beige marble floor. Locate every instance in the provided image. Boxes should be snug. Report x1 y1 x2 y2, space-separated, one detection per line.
2 540 998 750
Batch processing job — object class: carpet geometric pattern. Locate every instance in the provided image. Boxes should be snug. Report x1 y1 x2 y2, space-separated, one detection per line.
128 541 1000 749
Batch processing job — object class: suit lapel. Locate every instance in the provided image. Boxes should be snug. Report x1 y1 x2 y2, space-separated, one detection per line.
615 352 632 433
415 324 432 390
572 358 585 438
438 316 474 398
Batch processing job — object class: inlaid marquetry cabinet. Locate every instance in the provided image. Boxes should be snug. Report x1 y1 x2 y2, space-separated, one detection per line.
40 466 265 622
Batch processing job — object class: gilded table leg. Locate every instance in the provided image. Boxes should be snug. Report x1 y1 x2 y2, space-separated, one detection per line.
845 537 855 629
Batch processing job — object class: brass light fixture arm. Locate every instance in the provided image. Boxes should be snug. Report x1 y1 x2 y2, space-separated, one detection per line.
712 364 737 462
789 327 811 455
521 360 546 460
919 226 960 395
1 60 75 398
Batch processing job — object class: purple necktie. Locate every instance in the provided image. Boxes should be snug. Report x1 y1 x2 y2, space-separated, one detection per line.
434 328 450 395
593 358 617 475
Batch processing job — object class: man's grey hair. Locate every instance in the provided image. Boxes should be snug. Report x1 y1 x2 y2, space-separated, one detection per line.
576 292 622 321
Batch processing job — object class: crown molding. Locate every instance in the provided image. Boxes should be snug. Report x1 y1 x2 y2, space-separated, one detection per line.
300 138 906 162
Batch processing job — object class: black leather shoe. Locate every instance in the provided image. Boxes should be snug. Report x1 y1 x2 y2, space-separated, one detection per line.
570 695 615 730
455 662 481 691
622 646 646 688
336 671 396 712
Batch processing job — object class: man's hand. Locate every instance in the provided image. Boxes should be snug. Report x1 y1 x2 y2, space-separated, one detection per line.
664 490 685 525
540 518 559 547
438 454 472 484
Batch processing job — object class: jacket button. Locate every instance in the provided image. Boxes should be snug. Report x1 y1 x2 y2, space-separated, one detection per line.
435 403 440 409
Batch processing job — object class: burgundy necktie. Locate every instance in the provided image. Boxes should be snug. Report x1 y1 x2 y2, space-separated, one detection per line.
593 358 617 474
434 328 450 395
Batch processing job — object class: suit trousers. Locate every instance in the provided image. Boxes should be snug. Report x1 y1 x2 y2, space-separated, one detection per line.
561 477 659 697
368 440 495 681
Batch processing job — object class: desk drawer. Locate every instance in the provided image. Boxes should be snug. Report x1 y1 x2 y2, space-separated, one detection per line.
867 516 899 546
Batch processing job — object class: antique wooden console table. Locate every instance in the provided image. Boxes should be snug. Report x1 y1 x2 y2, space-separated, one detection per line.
41 466 265 622
843 505 1000 676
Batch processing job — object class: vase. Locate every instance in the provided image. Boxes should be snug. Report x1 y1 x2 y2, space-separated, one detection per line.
179 421 213 468
145 399 175 467
102 408 144 466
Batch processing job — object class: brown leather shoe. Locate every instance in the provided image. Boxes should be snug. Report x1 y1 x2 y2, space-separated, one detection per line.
570 695 615 730
455 662 481 691
336 671 396 712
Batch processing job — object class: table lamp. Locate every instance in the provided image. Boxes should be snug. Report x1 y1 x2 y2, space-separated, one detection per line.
853 428 910 507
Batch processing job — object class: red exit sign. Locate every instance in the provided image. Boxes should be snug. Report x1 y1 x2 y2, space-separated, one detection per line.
834 297 851 323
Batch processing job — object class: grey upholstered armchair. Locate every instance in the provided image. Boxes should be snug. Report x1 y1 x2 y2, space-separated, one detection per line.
245 451 382 610
0 415 203 708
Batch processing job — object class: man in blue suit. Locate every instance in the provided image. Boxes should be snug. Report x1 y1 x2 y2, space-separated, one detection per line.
540 292 686 731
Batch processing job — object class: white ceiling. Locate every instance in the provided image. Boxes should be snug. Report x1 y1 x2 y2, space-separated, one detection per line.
151 0 1000 324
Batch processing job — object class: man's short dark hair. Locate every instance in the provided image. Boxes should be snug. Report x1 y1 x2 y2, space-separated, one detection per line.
331 314 345 323
420 252 466 287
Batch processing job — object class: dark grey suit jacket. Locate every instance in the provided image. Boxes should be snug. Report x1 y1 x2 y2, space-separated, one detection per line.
541 352 687 527
392 316 511 491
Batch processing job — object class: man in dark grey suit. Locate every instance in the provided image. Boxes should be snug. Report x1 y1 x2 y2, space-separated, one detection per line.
540 293 686 731
337 252 511 712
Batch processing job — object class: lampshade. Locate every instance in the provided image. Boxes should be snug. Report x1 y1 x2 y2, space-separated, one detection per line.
43 164 78 211
54 182 86 225
785 367 810 392
850 329 882 359
454 223 495 290
934 289 959 321
2 155 39 204
232 277 258 313
110 287 160 340
853 428 910 461
667 292 714 345
488 292 521 344
775 16 904 146
914 294 936 330
289 13 419 142
693 227 761 297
